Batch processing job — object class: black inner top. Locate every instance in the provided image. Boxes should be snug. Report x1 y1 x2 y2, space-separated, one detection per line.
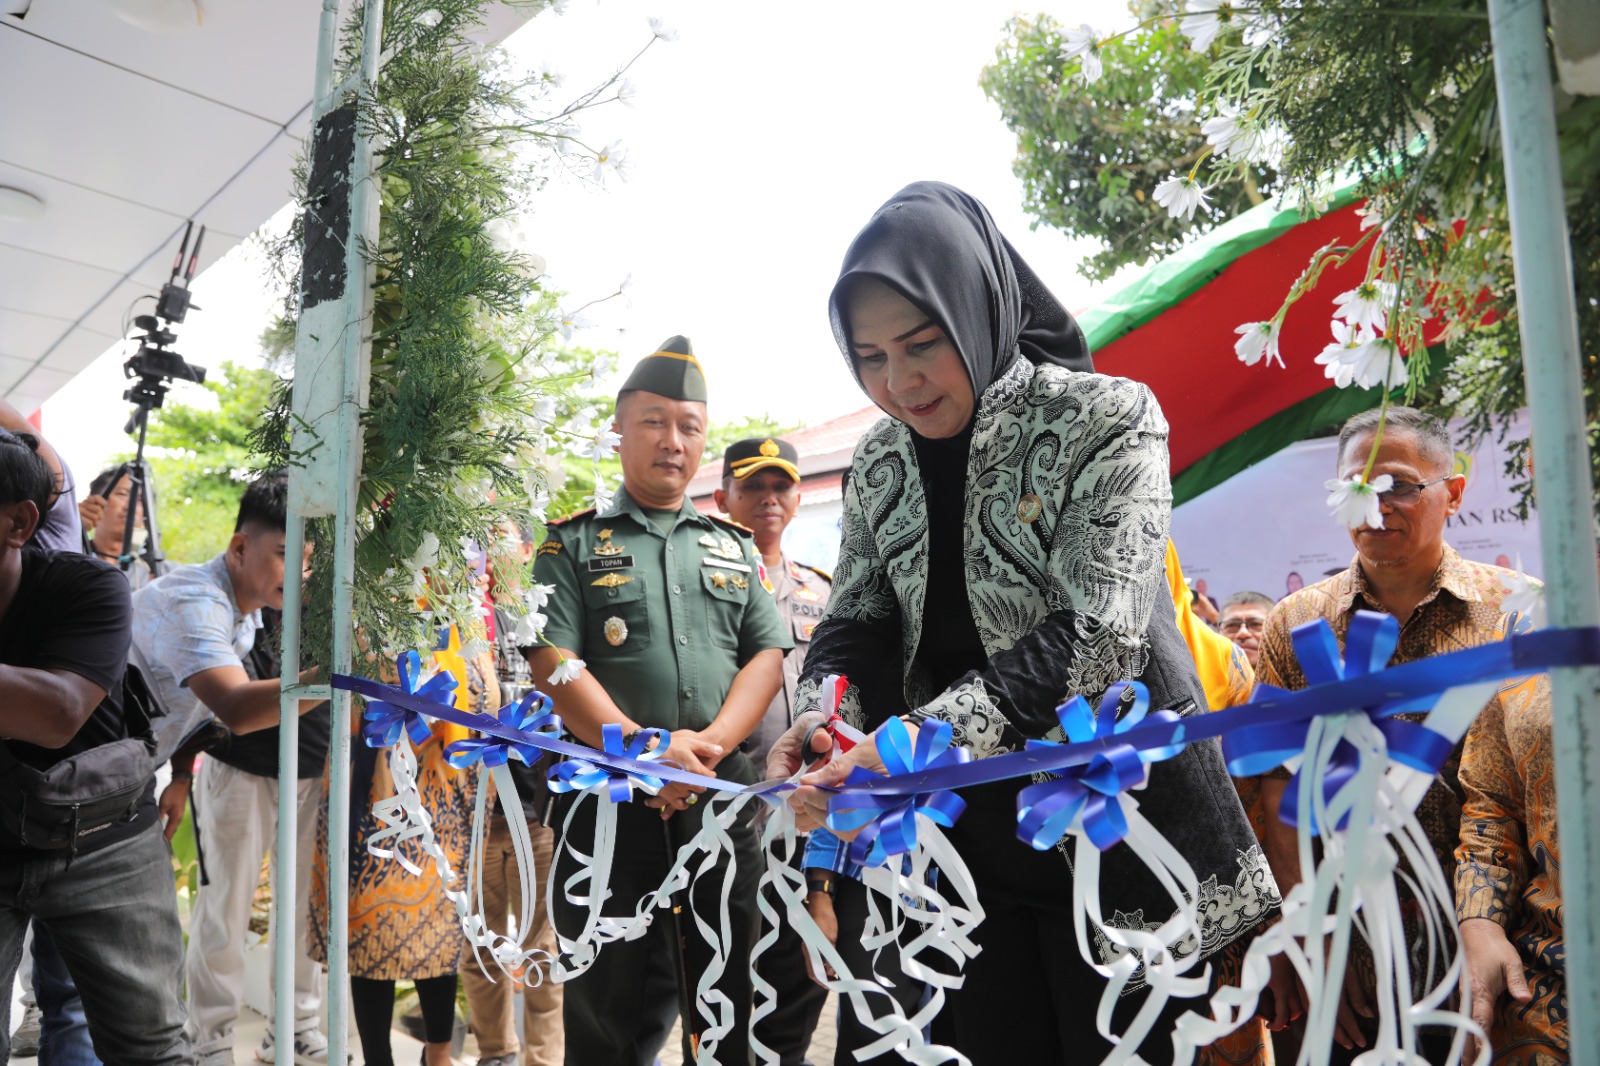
910 425 987 690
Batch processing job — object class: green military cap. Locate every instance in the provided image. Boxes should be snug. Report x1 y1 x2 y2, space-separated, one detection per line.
722 436 800 482
617 335 707 403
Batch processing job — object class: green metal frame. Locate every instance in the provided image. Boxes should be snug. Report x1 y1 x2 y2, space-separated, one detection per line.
276 1 384 1060
1488 2 1600 1063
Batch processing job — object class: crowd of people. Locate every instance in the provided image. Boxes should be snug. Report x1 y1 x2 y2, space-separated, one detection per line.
0 181 1572 1066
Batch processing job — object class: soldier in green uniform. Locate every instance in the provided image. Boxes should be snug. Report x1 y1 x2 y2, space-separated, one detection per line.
712 436 832 1065
527 336 792 1066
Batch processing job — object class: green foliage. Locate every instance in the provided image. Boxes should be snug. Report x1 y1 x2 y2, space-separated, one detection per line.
254 0 650 664
106 362 281 565
704 414 797 465
982 16 1272 282
984 1 1600 515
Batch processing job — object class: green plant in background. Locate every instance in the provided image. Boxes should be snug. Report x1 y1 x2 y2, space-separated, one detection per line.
982 1 1600 515
255 0 661 665
99 361 282 565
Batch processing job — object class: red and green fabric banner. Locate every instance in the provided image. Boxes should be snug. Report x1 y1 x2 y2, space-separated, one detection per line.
1077 182 1389 505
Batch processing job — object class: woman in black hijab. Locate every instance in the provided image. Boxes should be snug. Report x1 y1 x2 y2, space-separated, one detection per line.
772 183 1277 1065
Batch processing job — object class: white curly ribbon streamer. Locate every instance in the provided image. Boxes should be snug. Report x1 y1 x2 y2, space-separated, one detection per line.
455 763 556 987
746 754 982 1066
1067 795 1211 1066
1167 680 1502 1066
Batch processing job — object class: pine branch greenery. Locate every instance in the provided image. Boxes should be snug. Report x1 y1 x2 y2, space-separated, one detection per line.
253 0 657 669
984 1 1600 516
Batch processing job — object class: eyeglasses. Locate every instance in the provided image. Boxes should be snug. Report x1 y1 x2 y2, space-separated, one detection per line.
1219 617 1267 635
1378 475 1458 505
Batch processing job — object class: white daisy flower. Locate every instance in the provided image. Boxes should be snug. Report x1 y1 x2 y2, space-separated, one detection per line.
548 656 585 685
1153 174 1210 221
1324 474 1395 530
1315 320 1365 388
647 16 677 41
1332 280 1394 334
1061 23 1104 84
1180 0 1234 51
587 428 621 463
1233 321 1283 367
1344 335 1408 390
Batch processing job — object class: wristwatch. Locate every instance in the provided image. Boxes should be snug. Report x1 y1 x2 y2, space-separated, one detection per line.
804 872 836 899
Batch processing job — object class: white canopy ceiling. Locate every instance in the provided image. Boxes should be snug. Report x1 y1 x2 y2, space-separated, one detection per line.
0 0 529 415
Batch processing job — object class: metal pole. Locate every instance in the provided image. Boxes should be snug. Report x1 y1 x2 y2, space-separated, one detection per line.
325 4 385 1063
274 512 306 1050
276 1 342 1051
1488 4 1600 1065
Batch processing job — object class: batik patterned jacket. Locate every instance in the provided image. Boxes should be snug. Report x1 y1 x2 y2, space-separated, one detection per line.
795 358 1278 971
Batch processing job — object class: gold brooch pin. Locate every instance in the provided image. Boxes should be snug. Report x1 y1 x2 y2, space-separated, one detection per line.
593 541 625 556
592 573 634 588
731 574 749 590
1017 493 1044 523
603 616 628 646
710 571 729 589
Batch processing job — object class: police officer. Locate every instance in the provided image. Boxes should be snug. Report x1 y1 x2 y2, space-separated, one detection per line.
528 336 792 1066
713 437 831 1064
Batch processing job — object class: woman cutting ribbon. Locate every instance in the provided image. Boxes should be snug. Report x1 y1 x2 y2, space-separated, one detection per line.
770 182 1280 1065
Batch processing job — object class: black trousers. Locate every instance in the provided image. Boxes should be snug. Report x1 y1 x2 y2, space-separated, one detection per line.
751 847 829 1065
943 784 1201 1066
831 875 931 1066
552 788 760 1066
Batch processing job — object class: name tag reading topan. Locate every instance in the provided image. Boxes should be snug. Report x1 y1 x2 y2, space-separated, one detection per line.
587 555 635 573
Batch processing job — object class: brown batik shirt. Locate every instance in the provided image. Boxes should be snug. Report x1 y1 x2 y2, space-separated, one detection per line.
1253 544 1515 996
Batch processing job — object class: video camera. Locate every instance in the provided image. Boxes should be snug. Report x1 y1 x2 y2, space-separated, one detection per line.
123 221 208 426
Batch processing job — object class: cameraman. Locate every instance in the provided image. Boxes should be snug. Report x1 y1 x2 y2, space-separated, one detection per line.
79 465 154 589
131 474 329 1066
0 428 190 1066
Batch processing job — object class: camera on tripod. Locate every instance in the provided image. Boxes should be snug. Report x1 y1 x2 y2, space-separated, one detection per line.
113 220 211 581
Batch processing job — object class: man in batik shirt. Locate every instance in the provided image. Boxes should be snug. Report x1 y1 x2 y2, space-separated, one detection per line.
1253 407 1517 1061
1456 672 1565 1065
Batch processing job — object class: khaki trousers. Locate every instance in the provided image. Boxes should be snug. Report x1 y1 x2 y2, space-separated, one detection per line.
461 813 564 1066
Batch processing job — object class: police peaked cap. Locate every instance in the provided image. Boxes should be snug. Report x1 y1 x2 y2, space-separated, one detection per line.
617 335 707 403
722 437 800 482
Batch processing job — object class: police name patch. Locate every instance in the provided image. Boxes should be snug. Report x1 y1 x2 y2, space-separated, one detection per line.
587 555 635 572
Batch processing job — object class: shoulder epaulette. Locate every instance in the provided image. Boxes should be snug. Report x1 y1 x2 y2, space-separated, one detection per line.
706 513 754 537
546 507 594 528
799 563 833 584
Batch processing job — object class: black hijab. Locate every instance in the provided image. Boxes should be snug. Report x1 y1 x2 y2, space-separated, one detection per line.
827 181 1092 405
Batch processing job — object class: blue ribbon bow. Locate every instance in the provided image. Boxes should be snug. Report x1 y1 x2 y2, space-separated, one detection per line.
444 689 563 770
827 717 971 868
548 722 671 804
1015 682 1185 852
1224 611 1458 834
361 650 458 749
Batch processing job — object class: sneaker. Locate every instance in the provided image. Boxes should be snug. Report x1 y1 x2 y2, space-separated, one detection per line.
10 1004 43 1057
257 1029 346 1066
476 1056 518 1066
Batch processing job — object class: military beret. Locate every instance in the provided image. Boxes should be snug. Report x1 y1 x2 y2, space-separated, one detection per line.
617 335 707 403
722 436 800 482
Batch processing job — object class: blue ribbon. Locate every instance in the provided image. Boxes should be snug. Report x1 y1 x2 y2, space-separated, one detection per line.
1223 611 1466 834
444 689 563 770
548 722 671 804
1016 682 1185 852
826 717 971 868
361 650 457 749
332 624 1600 809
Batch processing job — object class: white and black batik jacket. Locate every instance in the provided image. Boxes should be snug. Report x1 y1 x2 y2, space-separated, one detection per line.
796 358 1278 972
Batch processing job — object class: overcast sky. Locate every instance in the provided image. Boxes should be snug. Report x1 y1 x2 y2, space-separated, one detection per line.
47 0 1137 484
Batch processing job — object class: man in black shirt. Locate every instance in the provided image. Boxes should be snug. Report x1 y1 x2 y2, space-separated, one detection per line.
0 428 189 1065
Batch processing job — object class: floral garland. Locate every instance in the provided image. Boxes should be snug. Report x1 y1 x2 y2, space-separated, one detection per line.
254 0 666 666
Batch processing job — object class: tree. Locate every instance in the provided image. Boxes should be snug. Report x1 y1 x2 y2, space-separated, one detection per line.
982 2 1600 515
981 16 1272 283
112 361 281 565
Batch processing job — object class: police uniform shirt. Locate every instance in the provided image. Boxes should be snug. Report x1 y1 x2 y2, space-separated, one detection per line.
745 556 832 763
531 487 793 781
